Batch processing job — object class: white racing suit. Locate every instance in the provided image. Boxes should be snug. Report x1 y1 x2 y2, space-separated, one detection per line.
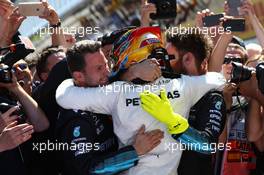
56 73 226 175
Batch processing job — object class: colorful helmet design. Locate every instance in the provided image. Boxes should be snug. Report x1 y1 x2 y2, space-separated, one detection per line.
111 26 163 77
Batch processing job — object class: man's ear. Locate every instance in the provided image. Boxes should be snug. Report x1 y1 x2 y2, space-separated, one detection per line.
72 71 85 84
182 53 192 67
182 53 191 67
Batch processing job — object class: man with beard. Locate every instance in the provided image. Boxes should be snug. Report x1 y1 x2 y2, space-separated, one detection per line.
141 30 227 175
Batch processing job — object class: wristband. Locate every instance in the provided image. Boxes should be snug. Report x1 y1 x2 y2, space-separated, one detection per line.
50 21 61 28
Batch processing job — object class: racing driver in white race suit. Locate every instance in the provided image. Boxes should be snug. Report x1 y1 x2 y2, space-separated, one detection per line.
56 27 226 175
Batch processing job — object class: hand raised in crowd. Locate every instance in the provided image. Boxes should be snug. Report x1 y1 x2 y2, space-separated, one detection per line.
0 1 23 47
5 8 26 44
0 0 15 19
0 106 19 132
39 0 70 48
0 121 34 152
140 0 156 27
39 0 60 25
133 125 164 156
240 0 264 49
195 9 214 28
218 14 235 33
223 1 229 16
195 9 231 43
240 0 256 17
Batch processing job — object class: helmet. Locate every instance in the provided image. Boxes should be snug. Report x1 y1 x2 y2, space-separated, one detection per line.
111 27 163 77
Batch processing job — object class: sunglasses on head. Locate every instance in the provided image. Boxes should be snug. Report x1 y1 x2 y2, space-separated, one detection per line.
223 57 243 64
12 63 28 71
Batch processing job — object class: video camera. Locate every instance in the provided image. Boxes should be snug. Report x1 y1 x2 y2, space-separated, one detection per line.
0 42 34 83
148 47 180 78
231 62 264 94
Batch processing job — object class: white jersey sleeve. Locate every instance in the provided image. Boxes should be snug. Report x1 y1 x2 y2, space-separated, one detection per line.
56 79 119 114
182 72 226 107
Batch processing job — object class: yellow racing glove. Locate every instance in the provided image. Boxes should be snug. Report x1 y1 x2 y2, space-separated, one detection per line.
140 89 189 134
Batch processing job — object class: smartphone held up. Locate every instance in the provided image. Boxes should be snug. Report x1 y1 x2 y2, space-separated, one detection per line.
18 2 45 16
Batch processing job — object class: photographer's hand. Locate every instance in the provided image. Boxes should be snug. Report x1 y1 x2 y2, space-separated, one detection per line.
195 9 213 28
0 0 14 19
240 0 256 18
238 73 257 98
0 1 20 47
39 0 59 25
240 0 264 48
0 121 33 152
209 15 234 72
39 0 67 47
0 106 19 132
0 71 49 132
195 9 228 44
140 0 156 27
3 8 26 46
140 89 189 134
0 68 20 91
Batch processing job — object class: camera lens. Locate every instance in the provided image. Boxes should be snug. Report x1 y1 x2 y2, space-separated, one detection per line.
224 57 243 64
231 62 253 83
256 62 264 94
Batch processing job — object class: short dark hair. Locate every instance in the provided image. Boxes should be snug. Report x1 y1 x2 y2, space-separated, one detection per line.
166 29 213 66
36 47 64 81
66 40 101 73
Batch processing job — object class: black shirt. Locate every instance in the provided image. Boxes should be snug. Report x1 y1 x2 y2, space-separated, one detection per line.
0 96 31 175
56 109 138 175
178 90 226 175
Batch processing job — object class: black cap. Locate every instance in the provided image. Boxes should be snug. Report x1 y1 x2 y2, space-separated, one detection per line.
231 36 246 49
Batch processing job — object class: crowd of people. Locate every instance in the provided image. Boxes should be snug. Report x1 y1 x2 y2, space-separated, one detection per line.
0 0 264 175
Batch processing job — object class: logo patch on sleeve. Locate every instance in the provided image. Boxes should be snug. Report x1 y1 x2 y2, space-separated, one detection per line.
73 126 81 138
215 101 222 110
